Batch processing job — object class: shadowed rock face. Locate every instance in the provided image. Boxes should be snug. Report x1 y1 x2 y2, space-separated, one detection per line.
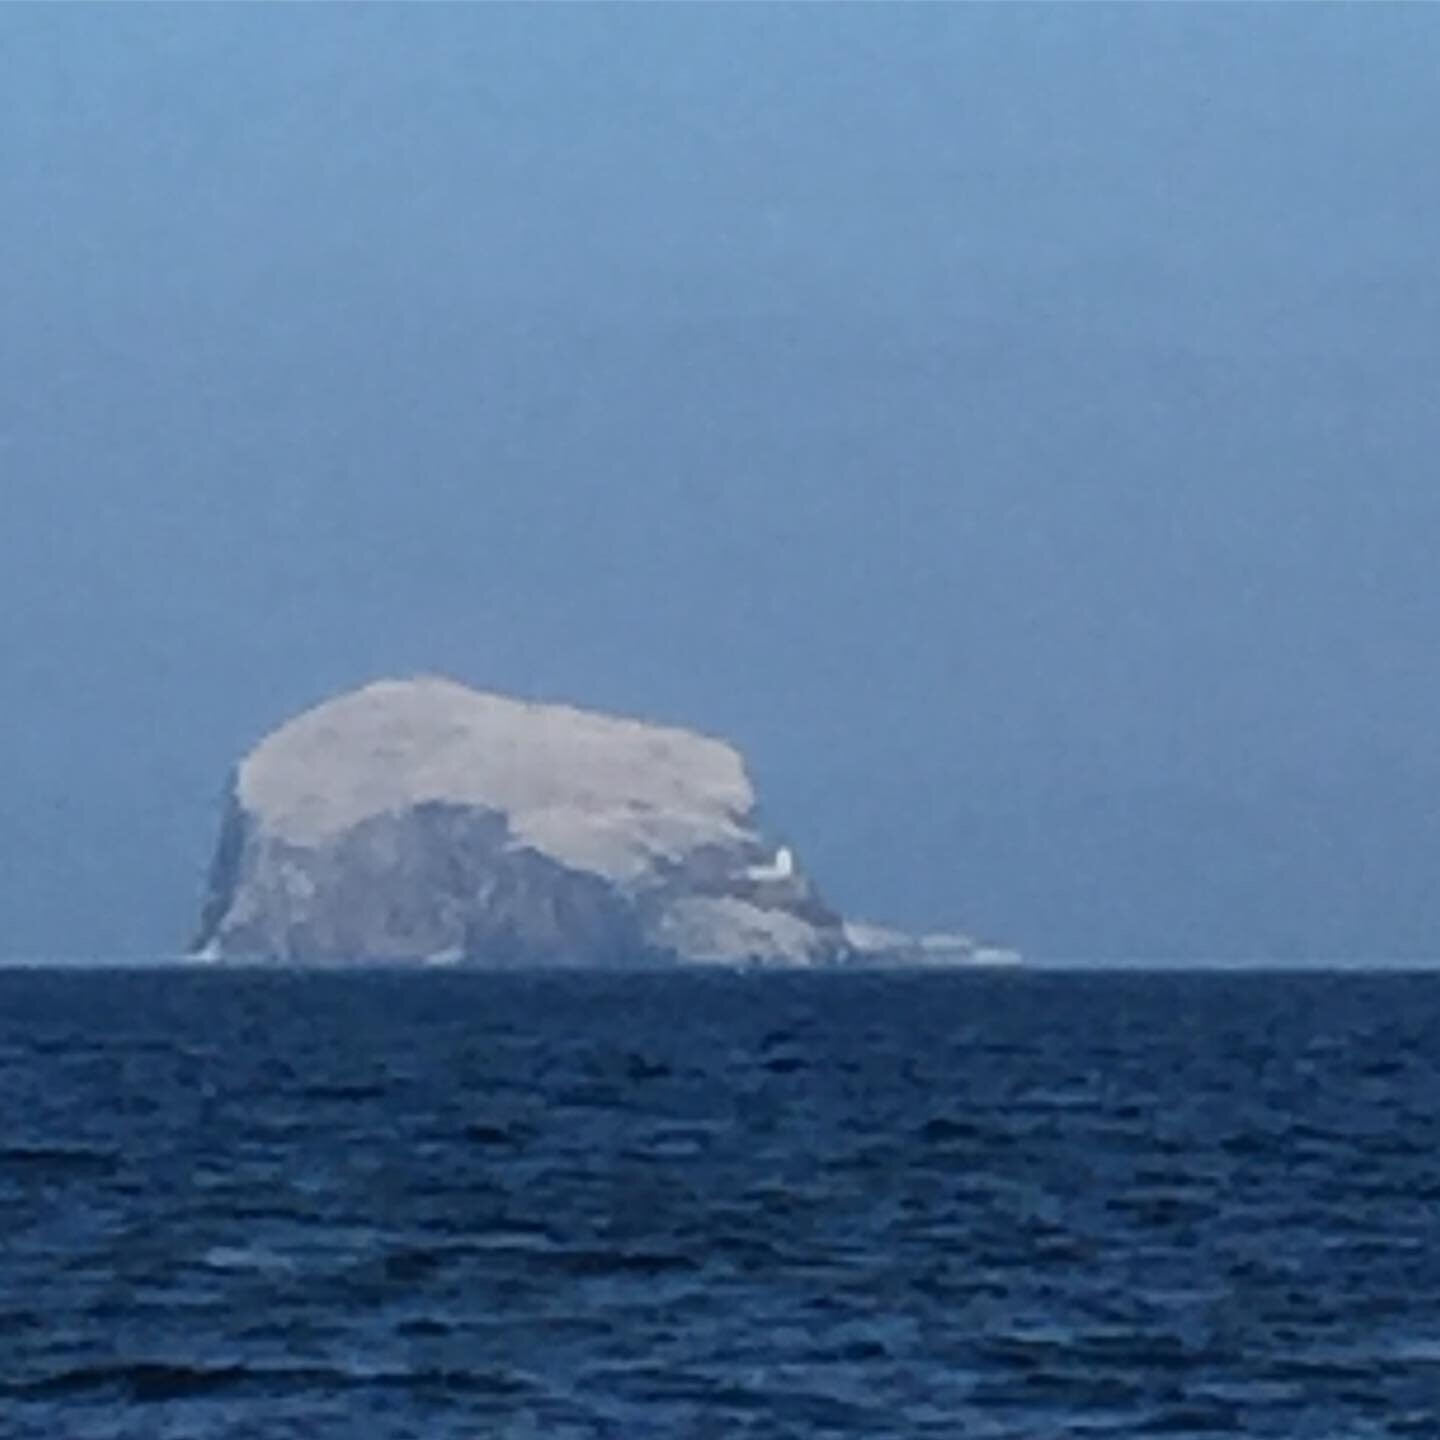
192 677 848 967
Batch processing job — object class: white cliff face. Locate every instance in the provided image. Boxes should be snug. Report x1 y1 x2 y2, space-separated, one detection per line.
652 897 828 967
196 677 847 967
238 676 755 884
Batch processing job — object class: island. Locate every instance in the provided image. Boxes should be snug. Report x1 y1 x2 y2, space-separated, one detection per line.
191 676 1015 969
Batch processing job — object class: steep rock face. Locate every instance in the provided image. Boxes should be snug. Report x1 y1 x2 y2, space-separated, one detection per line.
192 677 848 966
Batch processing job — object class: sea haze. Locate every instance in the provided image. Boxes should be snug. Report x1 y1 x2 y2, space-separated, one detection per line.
2 967 1438 1438
7 6 1440 965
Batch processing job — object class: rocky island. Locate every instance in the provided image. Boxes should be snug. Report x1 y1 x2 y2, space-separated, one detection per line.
192 676 1013 969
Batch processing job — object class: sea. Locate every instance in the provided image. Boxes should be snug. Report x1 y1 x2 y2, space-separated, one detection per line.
2 966 1438 1439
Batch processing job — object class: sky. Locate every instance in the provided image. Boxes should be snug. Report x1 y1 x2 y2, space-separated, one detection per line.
4 6 1440 963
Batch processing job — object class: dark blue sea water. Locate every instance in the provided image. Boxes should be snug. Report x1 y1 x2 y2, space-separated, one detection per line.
2 968 1439 1438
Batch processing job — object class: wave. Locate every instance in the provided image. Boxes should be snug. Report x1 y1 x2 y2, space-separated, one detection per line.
5 1361 533 1403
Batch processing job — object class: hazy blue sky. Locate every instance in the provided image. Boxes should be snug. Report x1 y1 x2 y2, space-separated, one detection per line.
5 6 1440 962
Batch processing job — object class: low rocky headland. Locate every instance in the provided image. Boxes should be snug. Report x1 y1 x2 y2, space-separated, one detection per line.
191 677 1014 969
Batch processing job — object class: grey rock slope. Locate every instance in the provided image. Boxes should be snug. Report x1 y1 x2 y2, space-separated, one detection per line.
192 677 848 967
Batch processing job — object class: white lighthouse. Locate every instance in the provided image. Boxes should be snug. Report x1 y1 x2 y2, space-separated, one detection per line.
746 845 795 882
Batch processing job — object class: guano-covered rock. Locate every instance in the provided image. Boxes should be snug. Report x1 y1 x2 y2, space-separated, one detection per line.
192 677 849 967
